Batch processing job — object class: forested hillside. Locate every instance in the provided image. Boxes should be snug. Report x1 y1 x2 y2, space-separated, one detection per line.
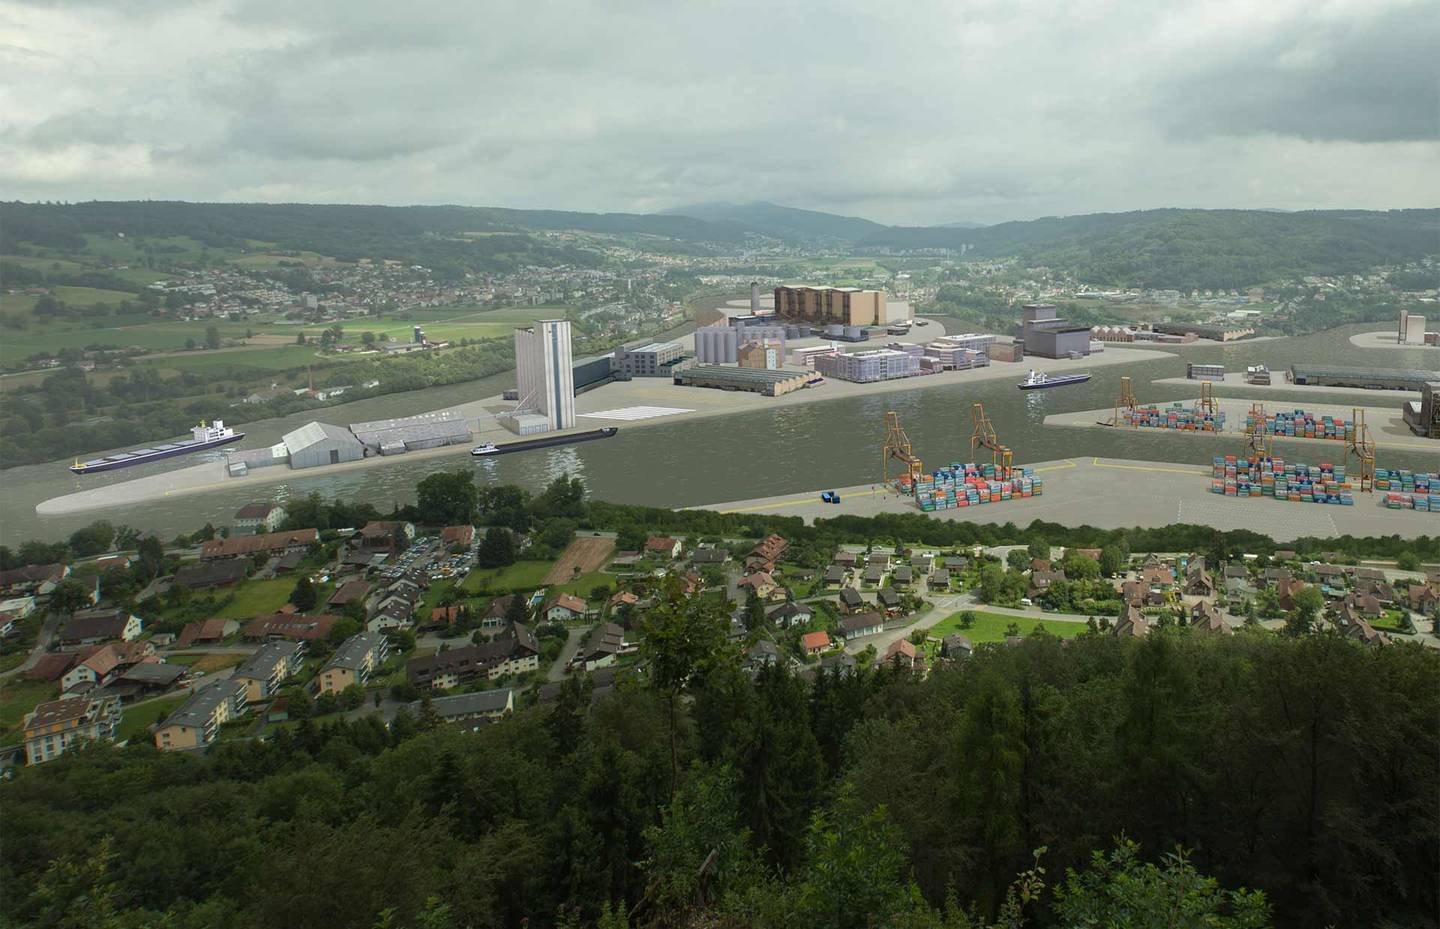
3 628 1434 929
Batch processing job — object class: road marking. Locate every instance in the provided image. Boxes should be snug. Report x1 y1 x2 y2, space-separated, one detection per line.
1090 457 1208 475
1034 461 1077 473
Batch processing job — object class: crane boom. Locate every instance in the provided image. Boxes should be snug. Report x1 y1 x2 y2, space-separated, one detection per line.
883 411 924 486
969 403 1013 479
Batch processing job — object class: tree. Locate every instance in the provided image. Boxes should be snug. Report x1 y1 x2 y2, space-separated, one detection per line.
67 521 115 557
296 332 308 345
476 527 517 569
205 325 220 350
1006 550 1029 571
1284 586 1325 636
1099 545 1124 578
1027 540 1051 561
415 471 477 526
1053 838 1271 928
48 579 93 616
1396 550 1419 571
290 575 318 612
959 610 977 629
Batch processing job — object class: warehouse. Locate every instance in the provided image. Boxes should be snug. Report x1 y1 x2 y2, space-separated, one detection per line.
673 365 811 397
1288 364 1439 392
1018 305 1091 359
349 412 471 454
281 421 365 469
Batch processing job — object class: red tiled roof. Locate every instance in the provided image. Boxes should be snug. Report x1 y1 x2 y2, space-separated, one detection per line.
801 631 830 652
242 614 338 641
441 525 474 545
22 653 75 682
176 618 230 648
201 529 316 559
548 593 586 614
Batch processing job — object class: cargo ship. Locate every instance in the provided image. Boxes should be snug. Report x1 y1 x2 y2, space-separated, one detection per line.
1018 370 1091 390
70 421 245 475
472 427 618 457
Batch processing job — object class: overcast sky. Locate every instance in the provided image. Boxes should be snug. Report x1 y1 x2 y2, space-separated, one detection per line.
1 0 1437 225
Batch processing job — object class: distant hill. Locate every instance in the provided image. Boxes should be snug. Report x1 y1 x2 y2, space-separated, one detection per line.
663 200 890 243
4 200 1435 290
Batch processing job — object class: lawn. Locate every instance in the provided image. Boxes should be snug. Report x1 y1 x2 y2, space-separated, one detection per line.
461 561 553 593
210 578 298 619
0 678 59 743
116 695 188 743
553 571 618 599
166 654 246 673
925 610 1088 647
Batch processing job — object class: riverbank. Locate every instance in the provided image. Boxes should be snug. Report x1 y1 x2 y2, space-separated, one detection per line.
36 344 1172 517
1152 372 1426 402
1044 397 1432 448
690 456 1440 541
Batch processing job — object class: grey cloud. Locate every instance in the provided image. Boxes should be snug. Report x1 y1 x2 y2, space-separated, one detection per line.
1156 3 1440 142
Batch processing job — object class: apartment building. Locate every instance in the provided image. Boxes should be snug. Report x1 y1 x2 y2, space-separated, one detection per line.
23 695 121 765
154 680 248 752
232 640 306 703
316 632 390 695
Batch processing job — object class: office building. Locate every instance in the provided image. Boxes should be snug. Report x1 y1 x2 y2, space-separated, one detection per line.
1018 304 1092 359
773 286 904 327
814 349 920 383
614 340 685 377
514 320 575 432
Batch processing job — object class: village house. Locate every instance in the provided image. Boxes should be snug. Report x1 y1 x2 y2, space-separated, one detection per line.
545 593 588 622
574 622 626 671
317 633 390 695
929 569 952 590
821 651 858 676
738 571 781 600
326 580 374 612
416 689 515 728
0 563 70 597
1114 605 1149 638
644 537 682 560
941 634 973 660
233 503 287 535
172 560 249 591
767 601 813 628
23 695 120 765
690 547 729 565
59 609 143 646
1029 569 1065 599
175 618 238 648
862 565 884 586
358 521 416 553
609 590 639 610
745 639 781 670
201 529 318 561
61 642 155 693
877 588 904 614
441 525 475 551
747 534 788 572
1183 563 1216 597
154 680 248 752
892 566 914 587
822 565 847 587
832 551 858 569
1189 601 1230 635
839 612 884 640
838 587 864 613
801 630 831 656
482 595 520 631
884 638 924 671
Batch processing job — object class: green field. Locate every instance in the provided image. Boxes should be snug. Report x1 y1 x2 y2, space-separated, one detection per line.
925 610 1089 646
116 695 188 743
0 286 138 318
553 571 618 599
0 678 58 744
209 578 299 619
461 560 553 593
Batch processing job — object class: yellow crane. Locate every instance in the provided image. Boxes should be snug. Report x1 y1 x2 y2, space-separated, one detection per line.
1244 402 1273 460
882 411 924 486
1112 375 1138 426
1196 380 1219 418
1346 407 1376 492
970 402 1013 479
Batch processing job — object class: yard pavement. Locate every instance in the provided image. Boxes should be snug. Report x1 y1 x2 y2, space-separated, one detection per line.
548 624 589 681
0 613 61 680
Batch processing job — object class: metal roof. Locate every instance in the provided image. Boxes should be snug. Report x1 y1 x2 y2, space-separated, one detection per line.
1289 364 1439 382
282 421 361 452
676 365 809 386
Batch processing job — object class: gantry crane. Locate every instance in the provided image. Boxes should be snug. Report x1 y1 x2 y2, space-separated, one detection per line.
1112 375 1138 426
970 402 1013 479
1244 402 1273 460
1345 407 1376 492
1196 380 1219 418
882 411 924 485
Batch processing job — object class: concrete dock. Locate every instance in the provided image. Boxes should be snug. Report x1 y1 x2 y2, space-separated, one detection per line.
691 456 1440 541
1044 397 1435 449
1152 372 1426 403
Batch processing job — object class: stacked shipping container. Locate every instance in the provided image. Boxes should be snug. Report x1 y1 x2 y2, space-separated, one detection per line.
1244 409 1356 442
1125 403 1226 431
1210 456 1355 505
897 462 1043 512
1377 468 1440 512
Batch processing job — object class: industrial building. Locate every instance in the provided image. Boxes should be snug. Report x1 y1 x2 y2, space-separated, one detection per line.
738 338 785 369
923 343 990 370
349 411 471 455
673 365 811 397
695 324 790 364
1187 363 1225 381
1403 382 1440 437
814 348 921 383
513 319 575 432
614 340 685 377
773 285 905 327
790 345 840 368
1246 365 1272 385
933 333 996 354
1017 304 1091 359
1151 322 1255 342
1287 364 1440 392
1398 310 1429 345
282 421 365 469
572 356 615 393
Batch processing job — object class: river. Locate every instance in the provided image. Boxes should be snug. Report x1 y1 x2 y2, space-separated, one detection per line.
3 323 1437 544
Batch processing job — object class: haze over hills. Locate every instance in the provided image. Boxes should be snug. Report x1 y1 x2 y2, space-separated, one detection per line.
4 200 1437 290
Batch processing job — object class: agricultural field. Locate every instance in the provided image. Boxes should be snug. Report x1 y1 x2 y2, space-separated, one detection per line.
0 285 138 317
166 653 246 673
543 537 616 585
552 572 618 598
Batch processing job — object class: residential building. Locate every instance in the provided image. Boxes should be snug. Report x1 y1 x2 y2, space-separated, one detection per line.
59 609 142 646
406 624 540 688
317 632 390 694
242 613 338 642
767 601 813 628
739 572 779 600
61 642 154 692
801 631 831 656
645 537 682 559
441 525 475 550
575 622 625 671
23 695 120 765
200 529 317 561
416 689 516 727
839 612 884 639
513 319 575 431
545 593 587 622
233 503 287 535
154 680 248 751
884 638 924 671
232 641 305 702
839 587 864 613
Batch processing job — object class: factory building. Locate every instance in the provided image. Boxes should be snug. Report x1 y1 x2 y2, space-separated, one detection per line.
1403 382 1440 437
1018 304 1092 359
572 356 615 393
738 338 785 370
814 349 920 383
790 345 840 369
514 319 575 432
774 285 905 327
1288 364 1440 392
673 365 811 397
1152 322 1256 342
695 324 790 364
1187 363 1225 382
349 412 471 455
282 421 365 469
923 343 990 370
614 340 685 377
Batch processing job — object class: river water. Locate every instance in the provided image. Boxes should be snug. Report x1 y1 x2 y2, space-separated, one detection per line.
4 323 1437 544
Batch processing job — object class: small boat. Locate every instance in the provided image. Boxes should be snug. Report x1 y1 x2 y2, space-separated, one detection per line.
1018 370 1091 390
472 427 619 458
70 420 245 474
